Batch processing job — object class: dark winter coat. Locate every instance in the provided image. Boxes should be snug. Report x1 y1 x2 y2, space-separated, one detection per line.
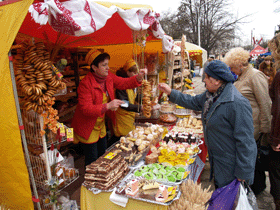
269 71 280 146
169 82 257 188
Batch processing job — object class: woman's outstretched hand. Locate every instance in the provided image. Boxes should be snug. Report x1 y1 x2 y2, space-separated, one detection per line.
136 68 147 81
158 83 172 95
107 99 124 111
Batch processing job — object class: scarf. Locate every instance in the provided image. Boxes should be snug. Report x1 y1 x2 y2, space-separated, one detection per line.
203 83 226 122
91 71 107 93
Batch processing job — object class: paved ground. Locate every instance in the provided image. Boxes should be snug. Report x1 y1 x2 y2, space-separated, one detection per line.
192 75 276 210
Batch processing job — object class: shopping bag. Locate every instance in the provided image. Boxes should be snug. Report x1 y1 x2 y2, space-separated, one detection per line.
207 179 240 210
236 183 253 210
239 181 259 210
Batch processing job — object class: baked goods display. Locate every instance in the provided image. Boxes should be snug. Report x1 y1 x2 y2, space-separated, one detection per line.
51 165 79 189
108 123 164 166
142 80 152 118
116 176 179 204
159 113 177 124
133 163 190 183
83 151 130 191
160 102 176 113
14 41 66 114
176 116 202 130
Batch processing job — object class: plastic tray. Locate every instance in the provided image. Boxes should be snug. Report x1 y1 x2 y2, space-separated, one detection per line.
130 166 190 186
115 173 181 206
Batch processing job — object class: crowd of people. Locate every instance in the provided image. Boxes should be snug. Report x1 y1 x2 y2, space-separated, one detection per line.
70 33 280 209
193 34 280 209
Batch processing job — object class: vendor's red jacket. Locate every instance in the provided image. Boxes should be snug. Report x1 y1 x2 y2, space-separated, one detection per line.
71 71 141 140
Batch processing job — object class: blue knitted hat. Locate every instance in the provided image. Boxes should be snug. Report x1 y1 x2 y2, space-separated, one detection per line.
204 60 235 82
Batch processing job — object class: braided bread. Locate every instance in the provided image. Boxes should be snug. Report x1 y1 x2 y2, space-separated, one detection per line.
142 80 152 118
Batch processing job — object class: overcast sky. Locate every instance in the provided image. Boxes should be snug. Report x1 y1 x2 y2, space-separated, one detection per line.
104 0 280 45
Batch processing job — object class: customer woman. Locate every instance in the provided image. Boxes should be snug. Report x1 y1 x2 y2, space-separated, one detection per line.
259 55 277 86
71 49 147 166
223 47 272 195
267 34 280 210
110 59 142 145
158 60 257 189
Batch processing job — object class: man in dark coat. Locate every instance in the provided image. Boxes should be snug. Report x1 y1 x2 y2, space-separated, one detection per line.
158 60 257 188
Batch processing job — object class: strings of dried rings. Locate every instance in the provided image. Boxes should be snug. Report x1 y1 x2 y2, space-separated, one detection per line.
142 80 152 118
14 41 66 114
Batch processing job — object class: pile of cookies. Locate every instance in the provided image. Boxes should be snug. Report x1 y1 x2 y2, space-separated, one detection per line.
176 116 202 130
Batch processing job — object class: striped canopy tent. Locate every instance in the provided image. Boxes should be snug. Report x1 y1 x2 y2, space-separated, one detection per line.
250 45 267 57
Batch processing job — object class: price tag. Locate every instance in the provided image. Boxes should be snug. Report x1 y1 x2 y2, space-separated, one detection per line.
66 128 74 142
165 186 177 202
183 171 190 179
104 152 117 160
57 123 66 137
51 64 63 79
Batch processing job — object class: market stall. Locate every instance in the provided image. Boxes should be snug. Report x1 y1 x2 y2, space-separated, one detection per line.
174 40 207 68
1 0 210 209
1 0 174 209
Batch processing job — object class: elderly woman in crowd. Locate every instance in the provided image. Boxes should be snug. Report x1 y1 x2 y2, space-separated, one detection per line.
259 55 277 87
158 60 257 189
223 47 272 196
267 34 280 210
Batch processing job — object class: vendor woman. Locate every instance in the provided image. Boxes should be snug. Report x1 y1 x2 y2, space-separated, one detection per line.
111 59 142 145
71 49 147 166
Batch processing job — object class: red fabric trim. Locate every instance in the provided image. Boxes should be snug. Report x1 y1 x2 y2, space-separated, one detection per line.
32 196 40 203
19 125 24 130
9 56 13 61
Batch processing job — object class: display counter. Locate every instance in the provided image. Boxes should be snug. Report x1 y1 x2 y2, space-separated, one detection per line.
80 186 168 210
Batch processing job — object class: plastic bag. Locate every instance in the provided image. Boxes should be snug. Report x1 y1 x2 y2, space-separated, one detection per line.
207 179 240 210
236 184 253 209
238 182 259 210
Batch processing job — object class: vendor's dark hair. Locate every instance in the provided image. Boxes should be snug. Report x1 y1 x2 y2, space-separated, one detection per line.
127 65 138 73
116 68 128 78
91 53 110 70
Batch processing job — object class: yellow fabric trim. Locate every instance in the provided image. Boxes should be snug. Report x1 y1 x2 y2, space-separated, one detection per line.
0 0 34 209
113 89 136 137
93 1 153 10
80 185 168 210
123 59 137 72
85 48 103 66
74 93 108 144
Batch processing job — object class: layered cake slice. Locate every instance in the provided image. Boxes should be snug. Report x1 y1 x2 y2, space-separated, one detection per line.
83 151 129 190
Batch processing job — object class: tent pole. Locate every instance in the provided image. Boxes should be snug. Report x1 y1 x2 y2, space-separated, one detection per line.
8 51 41 210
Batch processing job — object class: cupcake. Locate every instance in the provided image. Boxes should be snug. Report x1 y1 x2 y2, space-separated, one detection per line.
167 175 176 182
144 172 154 180
134 170 142 177
177 167 185 173
156 174 167 182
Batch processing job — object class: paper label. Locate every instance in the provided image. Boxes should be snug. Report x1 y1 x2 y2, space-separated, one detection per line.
183 171 190 179
58 179 64 185
57 123 66 137
52 64 63 79
66 128 74 142
165 186 177 202
104 152 117 160
56 168 63 177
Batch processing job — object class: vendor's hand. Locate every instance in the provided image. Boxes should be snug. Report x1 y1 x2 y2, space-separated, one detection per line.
271 144 280 152
107 99 124 111
158 83 172 95
136 68 147 81
237 178 245 182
